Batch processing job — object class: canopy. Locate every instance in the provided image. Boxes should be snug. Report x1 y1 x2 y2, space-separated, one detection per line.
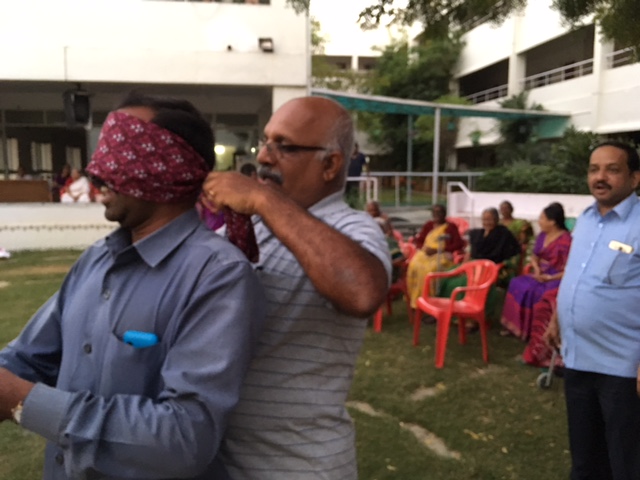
310 88 571 204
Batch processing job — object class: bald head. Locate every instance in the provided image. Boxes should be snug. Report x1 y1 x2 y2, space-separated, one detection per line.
277 97 354 167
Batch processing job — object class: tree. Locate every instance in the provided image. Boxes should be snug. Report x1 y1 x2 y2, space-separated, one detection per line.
356 35 465 171
476 126 600 194
310 18 367 91
358 0 526 39
287 1 640 50
553 0 640 50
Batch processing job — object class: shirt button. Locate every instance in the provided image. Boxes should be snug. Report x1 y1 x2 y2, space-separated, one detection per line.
83 344 92 354
55 453 64 465
581 263 586 268
598 223 603 228
102 289 111 300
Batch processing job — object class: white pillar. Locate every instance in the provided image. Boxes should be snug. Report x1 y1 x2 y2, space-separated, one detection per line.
272 86 308 113
351 55 358 71
591 24 614 131
507 12 525 96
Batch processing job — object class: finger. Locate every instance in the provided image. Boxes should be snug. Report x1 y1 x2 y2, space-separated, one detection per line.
200 194 219 212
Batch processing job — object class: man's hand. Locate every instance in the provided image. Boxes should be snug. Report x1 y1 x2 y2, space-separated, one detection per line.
543 311 561 351
202 172 269 216
0 368 34 422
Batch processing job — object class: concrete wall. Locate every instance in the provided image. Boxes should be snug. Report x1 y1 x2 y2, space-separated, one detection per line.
1 192 599 251
448 191 594 231
0 203 116 251
0 0 307 87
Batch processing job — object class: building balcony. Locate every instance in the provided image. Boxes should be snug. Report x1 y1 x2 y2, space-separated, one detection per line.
606 48 638 69
521 58 594 90
464 84 508 105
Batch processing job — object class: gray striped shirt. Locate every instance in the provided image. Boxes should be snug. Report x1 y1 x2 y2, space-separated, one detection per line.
219 192 391 479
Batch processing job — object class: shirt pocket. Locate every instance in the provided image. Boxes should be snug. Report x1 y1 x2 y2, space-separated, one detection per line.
606 242 640 287
98 332 166 397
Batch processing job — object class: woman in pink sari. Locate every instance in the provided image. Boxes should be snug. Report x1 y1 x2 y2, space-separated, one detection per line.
522 287 564 367
500 202 571 340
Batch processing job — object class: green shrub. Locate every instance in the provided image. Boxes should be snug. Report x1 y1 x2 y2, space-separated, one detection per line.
476 162 589 194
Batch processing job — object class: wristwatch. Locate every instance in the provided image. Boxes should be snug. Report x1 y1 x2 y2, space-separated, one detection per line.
11 401 23 425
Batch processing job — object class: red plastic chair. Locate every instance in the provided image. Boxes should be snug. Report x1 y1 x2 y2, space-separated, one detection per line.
373 259 411 332
412 259 499 368
447 217 469 237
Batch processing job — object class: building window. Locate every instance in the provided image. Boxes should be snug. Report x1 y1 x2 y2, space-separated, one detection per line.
1 138 19 174
31 142 53 175
66 147 83 170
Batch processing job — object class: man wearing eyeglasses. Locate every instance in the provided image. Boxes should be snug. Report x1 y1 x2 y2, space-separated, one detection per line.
0 93 266 479
204 96 392 479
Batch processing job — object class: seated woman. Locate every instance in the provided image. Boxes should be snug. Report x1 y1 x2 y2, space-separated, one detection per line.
467 208 521 268
521 287 564 368
406 204 464 308
438 208 521 324
499 200 533 246
51 163 71 202
500 202 571 340
60 167 91 203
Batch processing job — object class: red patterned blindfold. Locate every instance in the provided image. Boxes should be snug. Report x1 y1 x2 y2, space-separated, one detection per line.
86 111 210 203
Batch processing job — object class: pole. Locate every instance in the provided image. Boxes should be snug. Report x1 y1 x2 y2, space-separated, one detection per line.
407 115 413 205
432 107 441 207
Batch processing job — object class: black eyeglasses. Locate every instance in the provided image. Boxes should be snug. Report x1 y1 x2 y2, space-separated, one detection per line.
258 140 328 157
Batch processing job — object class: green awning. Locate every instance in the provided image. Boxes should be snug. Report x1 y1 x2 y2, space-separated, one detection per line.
311 88 570 121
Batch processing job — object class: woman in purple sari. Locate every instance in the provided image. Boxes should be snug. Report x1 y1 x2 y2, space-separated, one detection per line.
500 203 571 340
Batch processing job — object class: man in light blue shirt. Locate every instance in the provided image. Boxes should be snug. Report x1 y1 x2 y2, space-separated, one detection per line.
547 141 640 479
0 93 265 479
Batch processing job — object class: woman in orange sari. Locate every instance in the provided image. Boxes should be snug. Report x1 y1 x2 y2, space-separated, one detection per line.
407 204 464 308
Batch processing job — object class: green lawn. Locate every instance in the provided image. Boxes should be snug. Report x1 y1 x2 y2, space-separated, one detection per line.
0 250 570 479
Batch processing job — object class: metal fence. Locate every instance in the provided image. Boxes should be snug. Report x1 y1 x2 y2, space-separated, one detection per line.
347 171 484 208
521 59 593 90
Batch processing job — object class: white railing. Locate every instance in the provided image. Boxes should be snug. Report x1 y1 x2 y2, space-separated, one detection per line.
465 84 508 104
521 58 593 90
370 172 483 208
346 176 379 204
606 48 637 69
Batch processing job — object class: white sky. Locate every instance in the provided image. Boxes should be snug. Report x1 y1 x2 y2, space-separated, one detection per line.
310 0 415 57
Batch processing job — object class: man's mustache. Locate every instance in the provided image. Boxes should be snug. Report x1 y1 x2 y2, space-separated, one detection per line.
593 182 611 190
258 166 283 186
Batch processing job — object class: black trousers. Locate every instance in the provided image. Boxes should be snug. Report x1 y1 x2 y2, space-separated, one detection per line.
564 368 640 480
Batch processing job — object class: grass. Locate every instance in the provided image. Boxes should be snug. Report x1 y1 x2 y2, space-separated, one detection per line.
0 250 570 479
351 307 570 479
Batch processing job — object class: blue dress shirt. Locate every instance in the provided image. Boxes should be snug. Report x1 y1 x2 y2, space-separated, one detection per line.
557 193 640 378
0 209 266 479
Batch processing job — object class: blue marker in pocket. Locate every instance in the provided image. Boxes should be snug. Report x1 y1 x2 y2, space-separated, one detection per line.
123 331 159 349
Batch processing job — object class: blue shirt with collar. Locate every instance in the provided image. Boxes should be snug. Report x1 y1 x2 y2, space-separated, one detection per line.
0 208 266 479
557 193 640 378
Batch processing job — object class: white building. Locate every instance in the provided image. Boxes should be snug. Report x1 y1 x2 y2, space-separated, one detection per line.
454 0 640 168
0 0 308 178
